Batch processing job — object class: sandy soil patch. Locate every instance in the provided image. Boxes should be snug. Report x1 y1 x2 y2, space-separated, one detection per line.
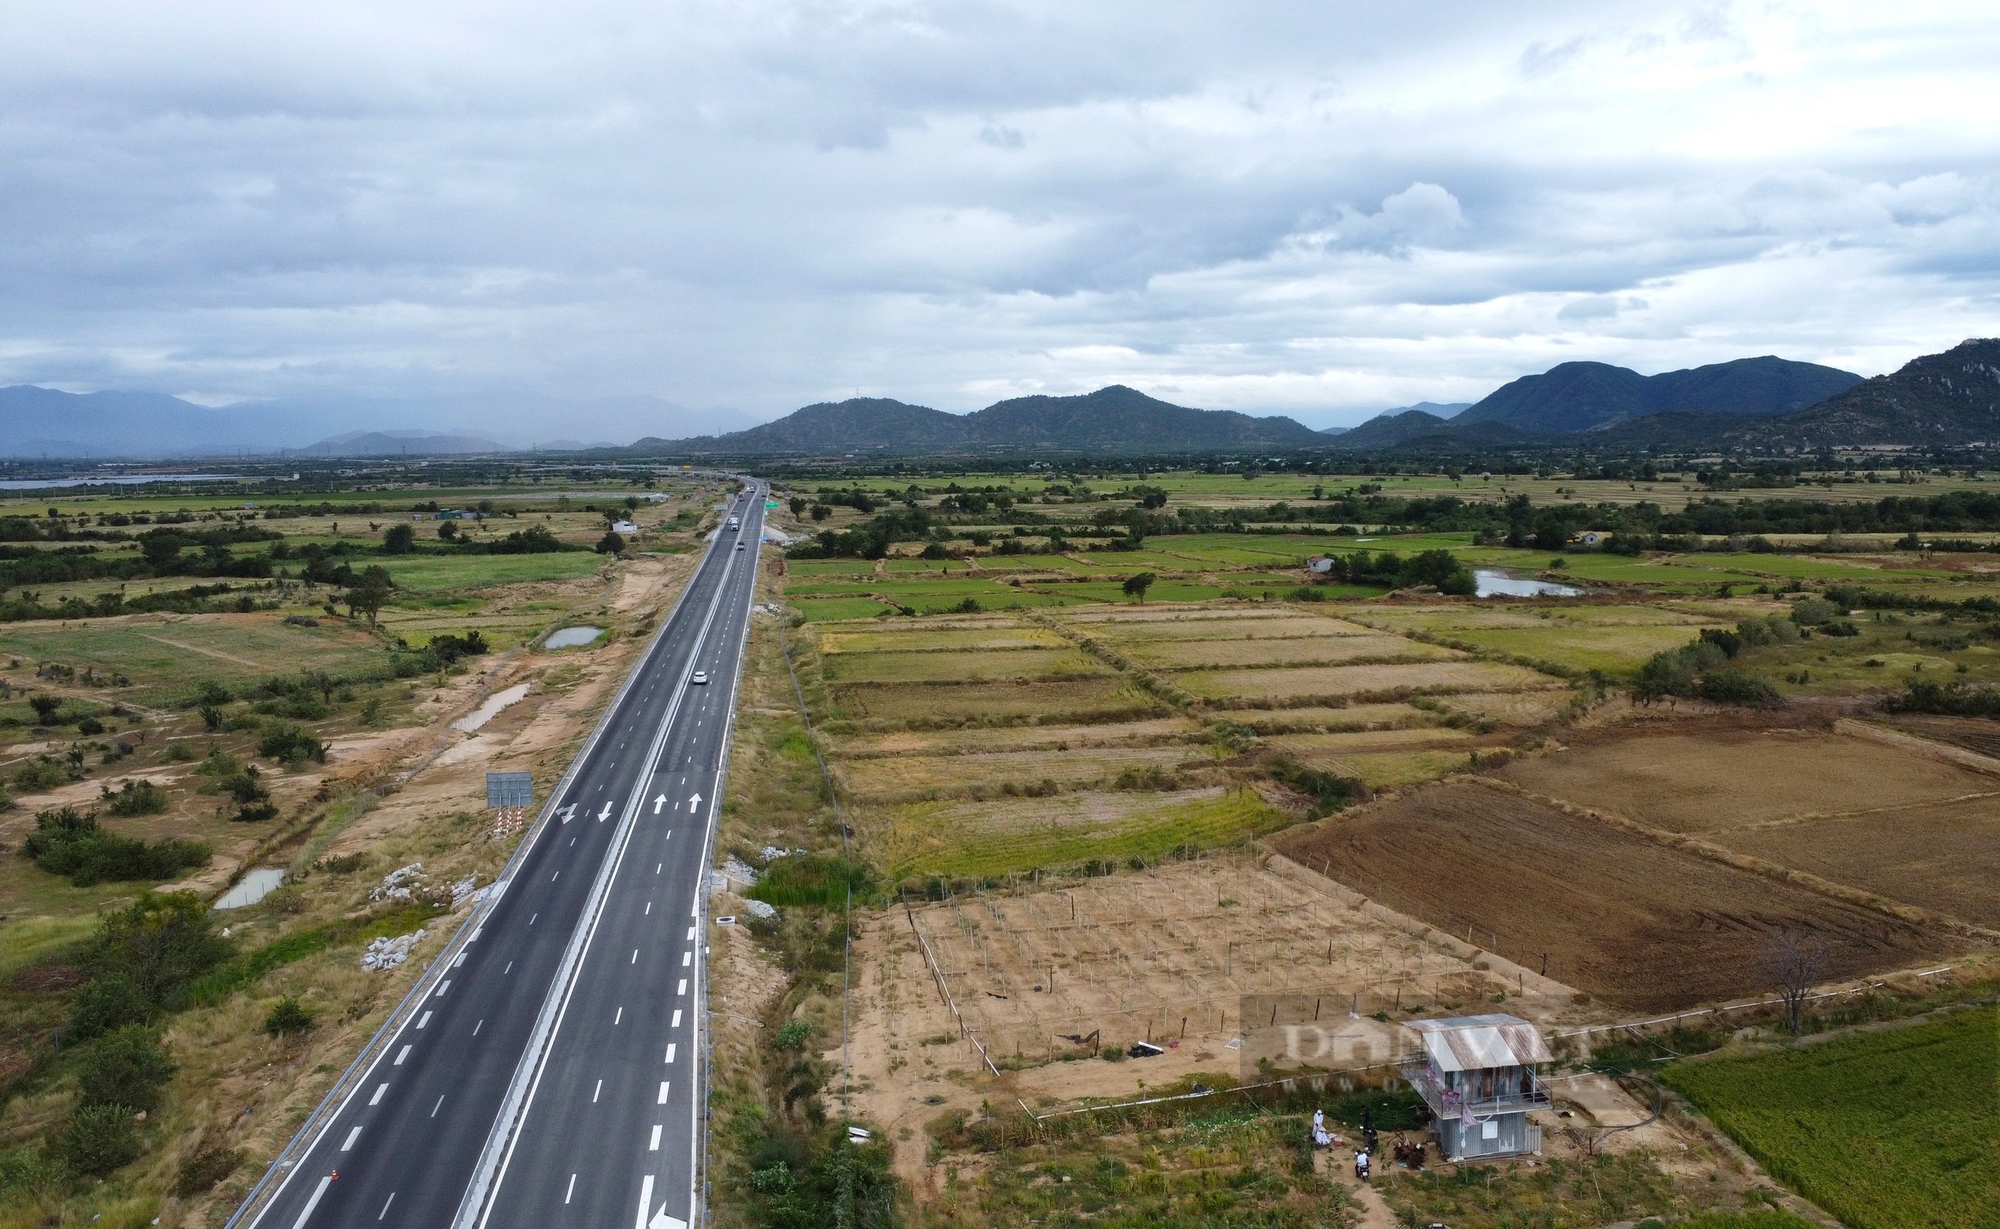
1498 727 1998 833
1272 782 1955 1012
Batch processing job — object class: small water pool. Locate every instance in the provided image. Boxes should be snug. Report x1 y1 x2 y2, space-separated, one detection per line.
215 868 285 909
1474 569 1582 598
546 626 604 649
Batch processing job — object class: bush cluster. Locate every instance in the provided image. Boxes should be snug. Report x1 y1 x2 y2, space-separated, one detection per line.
20 806 211 887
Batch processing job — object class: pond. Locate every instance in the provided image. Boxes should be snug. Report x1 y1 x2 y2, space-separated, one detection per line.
1473 569 1582 598
214 867 285 909
0 473 243 490
545 626 604 649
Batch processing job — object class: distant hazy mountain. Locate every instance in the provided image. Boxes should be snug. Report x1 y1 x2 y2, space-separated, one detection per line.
299 430 512 457
1454 357 1861 433
1325 401 1471 437
638 385 1329 456
0 386 352 458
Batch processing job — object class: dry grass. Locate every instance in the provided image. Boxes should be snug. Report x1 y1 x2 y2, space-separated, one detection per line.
827 677 1163 724
1177 659 1550 703
1123 633 1458 670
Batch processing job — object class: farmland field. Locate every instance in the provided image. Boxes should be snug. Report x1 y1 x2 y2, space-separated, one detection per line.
1663 1007 2000 1229
1497 727 2000 834
1270 782 1951 1011
1175 659 1552 702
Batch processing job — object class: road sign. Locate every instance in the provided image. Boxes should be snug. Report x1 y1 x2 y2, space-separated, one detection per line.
486 772 532 809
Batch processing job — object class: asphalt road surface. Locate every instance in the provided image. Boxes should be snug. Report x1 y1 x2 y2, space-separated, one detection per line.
242 482 767 1229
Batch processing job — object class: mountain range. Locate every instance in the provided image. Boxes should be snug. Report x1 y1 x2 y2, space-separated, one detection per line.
637 385 1329 455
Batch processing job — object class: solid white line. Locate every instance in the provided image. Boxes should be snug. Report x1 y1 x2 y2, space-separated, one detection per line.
657 1081 670 1104
636 1174 655 1229
290 1175 332 1229
664 1043 676 1064
649 1125 662 1151
341 1126 362 1151
370 1083 387 1105
395 1046 411 1065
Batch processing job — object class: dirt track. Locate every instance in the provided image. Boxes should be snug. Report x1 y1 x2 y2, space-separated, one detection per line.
1272 783 1955 1012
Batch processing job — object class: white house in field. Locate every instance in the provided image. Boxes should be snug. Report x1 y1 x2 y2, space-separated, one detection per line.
1402 1014 1552 1161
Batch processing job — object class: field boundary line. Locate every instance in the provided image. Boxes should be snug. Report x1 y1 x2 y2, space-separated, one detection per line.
1026 611 1202 712
1834 715 2000 779
908 904 1000 1080
1468 775 2000 946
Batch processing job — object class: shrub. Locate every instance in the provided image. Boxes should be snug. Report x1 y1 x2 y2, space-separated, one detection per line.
75 1026 175 1112
86 892 231 1010
101 779 169 817
54 1103 140 1176
774 1020 816 1051
68 973 155 1041
174 1145 244 1198
76 715 106 735
749 855 872 909
13 755 72 792
1791 596 1841 626
259 724 326 765
21 806 211 886
264 996 316 1036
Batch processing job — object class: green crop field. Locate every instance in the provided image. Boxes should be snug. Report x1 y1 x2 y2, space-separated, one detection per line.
790 597 894 621
1662 1007 2000 1229
376 550 609 593
879 786 1288 878
0 618 394 705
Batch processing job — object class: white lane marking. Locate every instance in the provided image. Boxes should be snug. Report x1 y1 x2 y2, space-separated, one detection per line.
291 1175 332 1229
593 1079 603 1103
664 1043 676 1064
685 926 695 940
454 950 467 968
566 1173 578 1204
645 902 651 915
649 1125 662 1151
471 928 481 941
636 1174 654 1229
529 913 538 925
552 871 560 882
474 1019 483 1036
370 1083 387 1105
432 1095 445 1117
677 979 687 995
342 1126 362 1151
395 1045 411 1065
657 1080 670 1104
417 1012 431 1029
436 981 451 997
503 961 513 975
615 1007 623 1025
378 1192 395 1221
656 863 662 874
681 951 691 967
632 949 638 964
670 1009 681 1028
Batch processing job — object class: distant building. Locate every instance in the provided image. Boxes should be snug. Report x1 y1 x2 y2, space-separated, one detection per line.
1575 531 1603 546
611 520 639 536
1306 556 1335 574
1403 1014 1552 1161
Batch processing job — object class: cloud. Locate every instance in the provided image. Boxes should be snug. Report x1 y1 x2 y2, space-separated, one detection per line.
0 0 1995 435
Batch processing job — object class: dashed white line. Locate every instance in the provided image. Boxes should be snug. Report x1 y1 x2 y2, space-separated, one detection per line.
632 949 639 964
431 1095 445 1117
417 1011 432 1029
566 1173 578 1204
670 1009 682 1028
342 1126 362 1151
649 1124 662 1151
685 926 695 940
593 1079 603 1103
664 1043 676 1064
677 979 687 995
474 1019 483 1036
436 981 451 997
395 1045 411 1064
291 1175 332 1229
370 1083 388 1104
377 1192 395 1221
504 961 513 975
614 1007 623 1025
681 951 691 967
657 1080 670 1104
645 902 652 915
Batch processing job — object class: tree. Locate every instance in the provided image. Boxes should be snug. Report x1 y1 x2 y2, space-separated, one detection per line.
789 496 808 517
596 530 626 555
264 995 316 1036
438 519 458 542
1769 929 1828 1035
1122 572 1157 603
344 566 394 627
77 1025 176 1112
29 694 61 726
381 523 415 554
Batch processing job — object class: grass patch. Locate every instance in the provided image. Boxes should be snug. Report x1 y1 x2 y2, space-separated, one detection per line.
1661 1007 2000 1229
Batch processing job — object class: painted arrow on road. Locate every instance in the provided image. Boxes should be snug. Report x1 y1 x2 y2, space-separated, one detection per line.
687 792 703 812
654 794 667 815
598 802 613 822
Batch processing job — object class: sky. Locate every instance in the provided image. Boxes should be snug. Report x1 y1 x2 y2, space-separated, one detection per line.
2 0 1997 438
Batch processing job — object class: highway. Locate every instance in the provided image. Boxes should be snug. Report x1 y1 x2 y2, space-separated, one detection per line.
240 481 766 1229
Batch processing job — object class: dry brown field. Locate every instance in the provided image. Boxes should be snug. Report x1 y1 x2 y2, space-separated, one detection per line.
1497 727 1998 833
1271 783 1953 1012
827 676 1160 724
1879 713 2000 760
1122 633 1456 670
1177 659 1552 702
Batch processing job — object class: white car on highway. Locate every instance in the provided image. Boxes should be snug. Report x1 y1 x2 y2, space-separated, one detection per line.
690 671 709 685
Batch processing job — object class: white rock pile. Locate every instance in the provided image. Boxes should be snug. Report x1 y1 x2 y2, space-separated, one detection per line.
371 862 426 902
361 929 426 970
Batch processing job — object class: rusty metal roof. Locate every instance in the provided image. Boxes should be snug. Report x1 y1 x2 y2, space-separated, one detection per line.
1404 1013 1552 1073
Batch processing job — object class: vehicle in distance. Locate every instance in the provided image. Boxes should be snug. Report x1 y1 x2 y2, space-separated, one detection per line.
691 671 709 684
728 517 740 528
735 541 745 550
